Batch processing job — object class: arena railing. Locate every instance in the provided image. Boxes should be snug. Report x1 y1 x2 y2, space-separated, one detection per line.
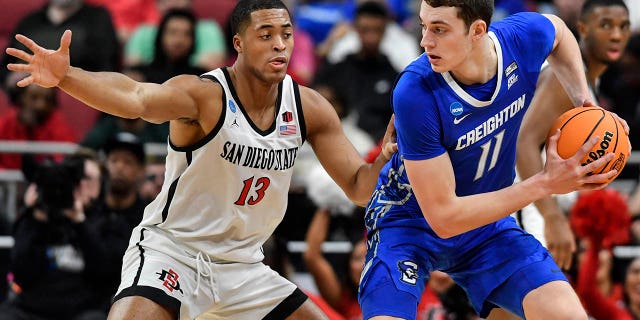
0 140 639 253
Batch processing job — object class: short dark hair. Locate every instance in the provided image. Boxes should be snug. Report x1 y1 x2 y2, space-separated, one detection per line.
230 0 291 36
356 1 389 20
580 0 628 22
423 0 494 30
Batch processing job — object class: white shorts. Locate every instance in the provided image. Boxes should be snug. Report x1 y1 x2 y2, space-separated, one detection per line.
113 226 307 319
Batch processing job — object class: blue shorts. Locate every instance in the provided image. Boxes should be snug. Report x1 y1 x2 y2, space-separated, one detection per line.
359 225 567 318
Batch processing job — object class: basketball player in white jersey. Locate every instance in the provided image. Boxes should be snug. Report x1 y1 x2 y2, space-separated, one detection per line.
516 0 630 270
5 0 397 319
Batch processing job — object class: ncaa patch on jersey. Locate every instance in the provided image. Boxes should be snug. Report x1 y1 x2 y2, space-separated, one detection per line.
229 100 237 113
450 102 464 116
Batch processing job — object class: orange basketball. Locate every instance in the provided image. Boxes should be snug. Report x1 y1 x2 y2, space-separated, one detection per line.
547 106 629 183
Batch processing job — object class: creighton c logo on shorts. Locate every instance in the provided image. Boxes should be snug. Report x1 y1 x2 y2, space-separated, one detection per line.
397 260 419 285
156 268 184 294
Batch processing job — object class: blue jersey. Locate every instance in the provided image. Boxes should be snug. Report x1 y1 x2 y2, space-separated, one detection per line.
365 12 555 258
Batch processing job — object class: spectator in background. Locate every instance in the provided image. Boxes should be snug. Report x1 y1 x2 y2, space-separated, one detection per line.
317 1 420 73
0 73 76 169
0 0 119 91
124 0 227 71
314 1 398 142
139 157 165 203
600 33 640 148
0 154 107 320
131 9 206 84
89 132 148 310
287 27 317 86
517 0 631 271
571 189 636 320
85 0 157 44
553 0 585 35
303 209 367 320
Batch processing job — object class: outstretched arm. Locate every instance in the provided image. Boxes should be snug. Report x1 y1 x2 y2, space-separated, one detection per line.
6 30 201 124
302 87 396 206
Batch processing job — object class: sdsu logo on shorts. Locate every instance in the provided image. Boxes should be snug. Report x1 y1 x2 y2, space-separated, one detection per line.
156 268 184 295
397 260 419 285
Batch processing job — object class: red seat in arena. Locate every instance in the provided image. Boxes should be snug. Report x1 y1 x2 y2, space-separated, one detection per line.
0 89 10 116
56 91 100 142
0 0 47 38
192 0 236 26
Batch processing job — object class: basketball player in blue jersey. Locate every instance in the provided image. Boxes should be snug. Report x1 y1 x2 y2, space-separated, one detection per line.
5 0 397 319
359 1 628 320
516 0 630 271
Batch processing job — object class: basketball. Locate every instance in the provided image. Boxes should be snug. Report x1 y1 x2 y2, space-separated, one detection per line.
547 106 629 183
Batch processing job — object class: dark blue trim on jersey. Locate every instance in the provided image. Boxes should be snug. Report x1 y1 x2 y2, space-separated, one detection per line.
262 288 308 320
222 67 280 137
292 81 306 144
113 286 180 319
168 74 227 152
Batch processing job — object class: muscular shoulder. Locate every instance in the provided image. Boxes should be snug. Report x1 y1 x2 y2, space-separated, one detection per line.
164 74 224 143
298 86 341 140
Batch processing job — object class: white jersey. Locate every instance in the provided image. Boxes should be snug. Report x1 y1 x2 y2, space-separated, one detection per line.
139 68 305 263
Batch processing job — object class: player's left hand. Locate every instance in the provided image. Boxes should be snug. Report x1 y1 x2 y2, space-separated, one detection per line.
584 101 631 146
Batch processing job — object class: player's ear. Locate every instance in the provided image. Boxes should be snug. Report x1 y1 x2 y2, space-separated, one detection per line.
470 19 486 40
233 34 243 54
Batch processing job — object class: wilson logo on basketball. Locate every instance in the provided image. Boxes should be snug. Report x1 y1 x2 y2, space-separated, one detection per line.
548 106 630 184
611 153 627 172
582 131 614 165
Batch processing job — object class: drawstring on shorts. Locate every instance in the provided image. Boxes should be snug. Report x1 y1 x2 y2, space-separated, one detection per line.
194 251 217 302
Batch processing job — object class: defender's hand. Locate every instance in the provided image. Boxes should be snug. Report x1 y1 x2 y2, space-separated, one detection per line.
380 114 398 161
6 30 72 88
544 213 575 270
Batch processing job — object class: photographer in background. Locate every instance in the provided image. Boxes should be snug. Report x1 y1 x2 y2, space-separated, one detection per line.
89 132 148 309
0 155 108 320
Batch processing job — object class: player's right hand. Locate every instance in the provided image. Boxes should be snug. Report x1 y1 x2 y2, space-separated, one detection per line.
544 130 616 193
6 29 72 88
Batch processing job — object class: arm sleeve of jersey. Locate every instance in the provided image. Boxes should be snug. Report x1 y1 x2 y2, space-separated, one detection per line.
393 71 445 161
500 12 555 77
